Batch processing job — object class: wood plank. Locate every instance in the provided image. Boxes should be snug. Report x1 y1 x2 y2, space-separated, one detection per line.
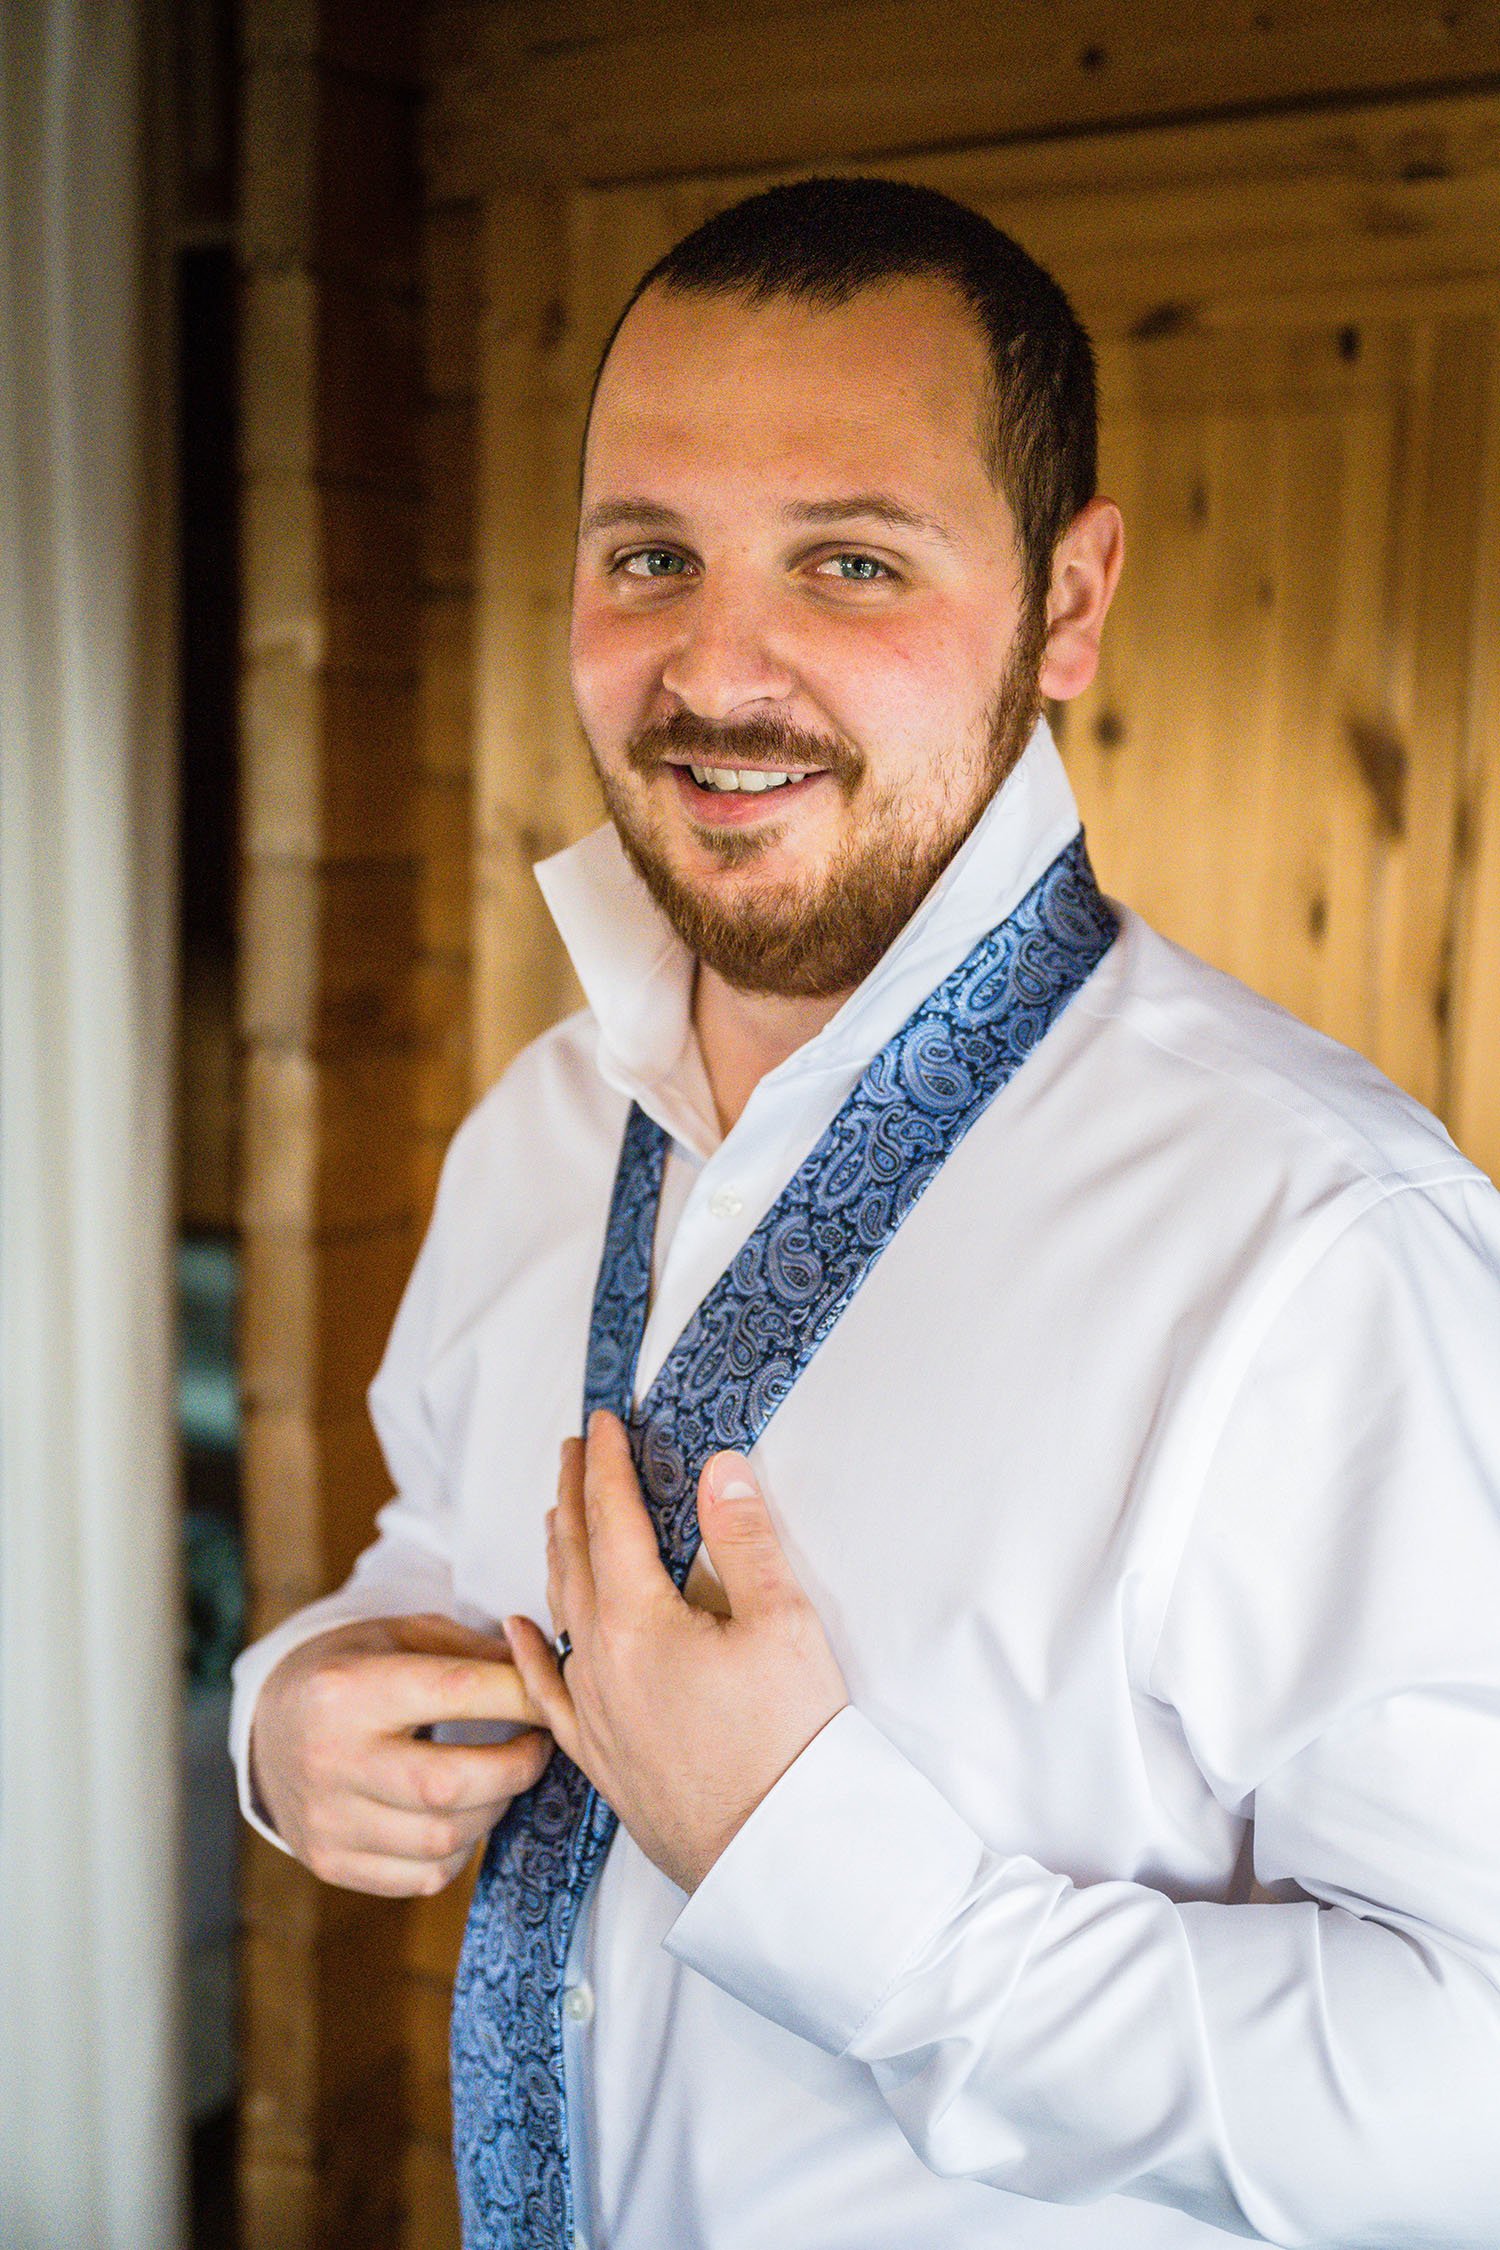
472 187 583 1091
1362 317 1485 1108
417 772 474 957
418 592 477 779
241 1399 403 1611
414 955 471 1137
246 0 418 80
240 857 417 1050
424 201 484 398
241 1897 410 2250
407 1862 479 1981
241 1222 417 1423
241 656 418 859
324 482 424 592
406 1974 458 2143
402 2134 463 2250
430 3 1500 194
242 1046 418 1233
317 279 423 488
422 396 481 592
318 69 423 288
241 269 317 478
1447 328 1500 1184
413 1131 449 1227
239 13 424 2247
241 59 318 270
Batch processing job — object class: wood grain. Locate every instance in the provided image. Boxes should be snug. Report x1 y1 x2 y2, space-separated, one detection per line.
237 9 425 2245
425 0 1500 196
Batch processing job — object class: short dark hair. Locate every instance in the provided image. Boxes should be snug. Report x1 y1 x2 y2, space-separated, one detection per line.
591 175 1098 617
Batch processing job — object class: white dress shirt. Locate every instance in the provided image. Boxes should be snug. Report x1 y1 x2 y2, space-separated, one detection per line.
231 721 1500 2249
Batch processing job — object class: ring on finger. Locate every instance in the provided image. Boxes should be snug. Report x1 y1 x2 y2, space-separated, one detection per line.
553 1628 573 1669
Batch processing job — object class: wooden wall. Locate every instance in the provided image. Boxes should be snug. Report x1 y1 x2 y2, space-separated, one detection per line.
238 3 421 2241
237 5 1500 2245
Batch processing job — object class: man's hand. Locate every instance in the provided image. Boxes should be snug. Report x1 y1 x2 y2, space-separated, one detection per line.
506 1412 848 1894
250 1613 553 1896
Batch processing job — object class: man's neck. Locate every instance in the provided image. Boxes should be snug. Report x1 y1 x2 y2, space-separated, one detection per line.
693 963 853 1135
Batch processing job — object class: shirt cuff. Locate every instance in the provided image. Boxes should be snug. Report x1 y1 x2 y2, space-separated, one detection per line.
663 1704 987 2055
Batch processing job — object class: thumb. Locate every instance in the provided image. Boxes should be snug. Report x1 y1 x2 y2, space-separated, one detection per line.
696 1452 800 1621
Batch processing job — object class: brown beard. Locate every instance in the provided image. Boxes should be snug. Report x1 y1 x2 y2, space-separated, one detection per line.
591 604 1048 999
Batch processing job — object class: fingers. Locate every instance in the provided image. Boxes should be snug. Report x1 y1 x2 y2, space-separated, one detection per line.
550 1434 596 1641
388 1612 515 1658
298 1726 555 1896
304 1842 483 1899
576 1411 675 1613
507 1614 583 1769
347 1649 548 1736
696 1451 801 1621
317 1795 495 1868
362 1724 554 1817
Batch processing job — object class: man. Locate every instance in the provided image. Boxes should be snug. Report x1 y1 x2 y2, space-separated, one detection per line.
233 179 1500 2249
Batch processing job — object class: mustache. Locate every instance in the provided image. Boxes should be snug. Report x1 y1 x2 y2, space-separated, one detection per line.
625 710 862 788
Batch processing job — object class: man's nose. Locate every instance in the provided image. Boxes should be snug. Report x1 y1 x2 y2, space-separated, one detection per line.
658 579 795 721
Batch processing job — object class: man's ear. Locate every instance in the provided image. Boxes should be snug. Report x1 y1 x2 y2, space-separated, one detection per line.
1038 497 1125 703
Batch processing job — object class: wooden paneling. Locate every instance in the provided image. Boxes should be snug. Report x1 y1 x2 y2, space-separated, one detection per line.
414 191 487 1204
470 186 591 1092
1448 338 1500 1184
425 0 1500 196
1059 309 1494 1118
237 3 423 2244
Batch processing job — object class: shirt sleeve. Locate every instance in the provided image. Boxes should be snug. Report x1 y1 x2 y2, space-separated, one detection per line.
228 1125 500 1850
665 1176 1500 2246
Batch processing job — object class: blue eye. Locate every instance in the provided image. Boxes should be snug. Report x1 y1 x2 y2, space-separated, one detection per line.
820 554 889 581
619 549 688 578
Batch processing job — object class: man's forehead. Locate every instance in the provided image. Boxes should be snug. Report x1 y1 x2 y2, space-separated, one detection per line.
599 274 986 387
585 276 995 494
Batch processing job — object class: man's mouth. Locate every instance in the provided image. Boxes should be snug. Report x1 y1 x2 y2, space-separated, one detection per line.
680 763 823 795
653 758 833 829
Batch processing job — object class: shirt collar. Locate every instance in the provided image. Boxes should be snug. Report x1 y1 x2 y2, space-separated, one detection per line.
533 714 1083 1154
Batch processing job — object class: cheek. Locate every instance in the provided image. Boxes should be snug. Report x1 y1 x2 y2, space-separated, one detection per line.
569 597 661 738
803 613 987 763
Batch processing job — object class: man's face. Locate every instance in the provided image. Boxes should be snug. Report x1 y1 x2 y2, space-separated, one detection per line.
570 277 1048 998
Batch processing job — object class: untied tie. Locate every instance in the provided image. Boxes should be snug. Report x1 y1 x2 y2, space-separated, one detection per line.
451 830 1119 2247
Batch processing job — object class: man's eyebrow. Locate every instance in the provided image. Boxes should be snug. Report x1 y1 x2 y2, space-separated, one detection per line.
783 494 961 548
578 493 963 546
578 498 691 538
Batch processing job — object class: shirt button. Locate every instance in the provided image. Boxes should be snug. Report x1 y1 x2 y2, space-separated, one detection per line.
562 1980 595 2026
708 1185 744 1220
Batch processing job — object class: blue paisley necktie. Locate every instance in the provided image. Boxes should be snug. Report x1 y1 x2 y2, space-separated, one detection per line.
451 830 1117 2247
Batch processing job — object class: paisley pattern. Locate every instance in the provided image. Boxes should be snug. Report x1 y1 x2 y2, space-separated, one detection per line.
451 831 1117 2247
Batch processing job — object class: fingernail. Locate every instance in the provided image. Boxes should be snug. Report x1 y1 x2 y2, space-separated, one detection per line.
715 1459 757 1500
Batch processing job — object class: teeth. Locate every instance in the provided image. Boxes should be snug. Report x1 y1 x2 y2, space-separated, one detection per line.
687 765 802 793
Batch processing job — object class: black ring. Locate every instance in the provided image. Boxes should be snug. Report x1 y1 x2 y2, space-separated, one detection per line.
553 1628 573 1668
